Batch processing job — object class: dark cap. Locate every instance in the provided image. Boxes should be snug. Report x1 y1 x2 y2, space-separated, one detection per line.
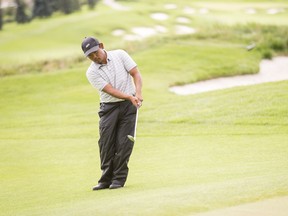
81 37 100 56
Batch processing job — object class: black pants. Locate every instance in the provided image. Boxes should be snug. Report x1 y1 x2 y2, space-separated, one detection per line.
97 100 136 186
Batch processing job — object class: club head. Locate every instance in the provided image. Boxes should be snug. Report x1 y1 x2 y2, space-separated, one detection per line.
127 135 135 142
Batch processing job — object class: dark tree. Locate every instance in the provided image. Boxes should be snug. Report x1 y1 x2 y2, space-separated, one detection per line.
87 0 98 9
33 0 53 18
49 0 60 13
72 0 80 11
0 0 3 30
15 0 30 23
58 0 80 14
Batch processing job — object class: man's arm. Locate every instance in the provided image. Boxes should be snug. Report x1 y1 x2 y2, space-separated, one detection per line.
129 66 143 102
102 84 141 108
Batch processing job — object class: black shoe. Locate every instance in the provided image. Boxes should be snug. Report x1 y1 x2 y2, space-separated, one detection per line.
109 183 123 190
92 183 109 191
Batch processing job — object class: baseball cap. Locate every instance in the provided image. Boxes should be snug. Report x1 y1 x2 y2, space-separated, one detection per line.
81 37 100 56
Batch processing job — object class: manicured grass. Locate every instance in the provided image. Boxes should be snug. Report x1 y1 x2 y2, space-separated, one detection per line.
1 55 288 216
1 0 288 215
134 39 261 86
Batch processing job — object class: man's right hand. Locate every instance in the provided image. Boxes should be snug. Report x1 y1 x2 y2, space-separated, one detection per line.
130 95 142 108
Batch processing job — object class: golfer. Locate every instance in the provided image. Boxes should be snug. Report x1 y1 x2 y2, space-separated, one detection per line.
81 36 143 190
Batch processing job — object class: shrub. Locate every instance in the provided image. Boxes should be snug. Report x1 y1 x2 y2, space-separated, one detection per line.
261 49 273 59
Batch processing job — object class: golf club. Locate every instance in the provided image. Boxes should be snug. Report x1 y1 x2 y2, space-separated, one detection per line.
127 108 139 142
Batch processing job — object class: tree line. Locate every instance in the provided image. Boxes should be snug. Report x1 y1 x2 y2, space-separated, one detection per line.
0 0 99 30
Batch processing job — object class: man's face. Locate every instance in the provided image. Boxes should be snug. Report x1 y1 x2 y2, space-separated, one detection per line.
87 44 106 64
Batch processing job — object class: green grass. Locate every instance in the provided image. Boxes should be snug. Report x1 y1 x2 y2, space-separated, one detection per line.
134 39 261 86
0 0 287 68
1 0 288 215
1 65 288 216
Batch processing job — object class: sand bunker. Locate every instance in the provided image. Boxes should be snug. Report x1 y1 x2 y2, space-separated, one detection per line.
170 56 288 95
175 25 196 35
118 26 168 41
245 7 285 15
267 8 285 15
112 22 195 41
150 13 169 21
176 17 191 24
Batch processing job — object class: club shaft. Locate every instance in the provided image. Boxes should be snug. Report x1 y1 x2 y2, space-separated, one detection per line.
133 108 139 139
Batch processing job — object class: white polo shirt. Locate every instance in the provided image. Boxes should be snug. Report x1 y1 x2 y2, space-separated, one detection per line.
86 49 137 103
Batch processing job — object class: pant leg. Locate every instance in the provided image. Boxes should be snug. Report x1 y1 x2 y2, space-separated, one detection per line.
112 101 137 186
97 103 119 185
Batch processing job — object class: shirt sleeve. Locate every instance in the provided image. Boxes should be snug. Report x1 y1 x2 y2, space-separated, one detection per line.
119 50 137 72
86 65 108 91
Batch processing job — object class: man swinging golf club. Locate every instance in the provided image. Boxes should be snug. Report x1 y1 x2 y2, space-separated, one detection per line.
81 36 143 190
